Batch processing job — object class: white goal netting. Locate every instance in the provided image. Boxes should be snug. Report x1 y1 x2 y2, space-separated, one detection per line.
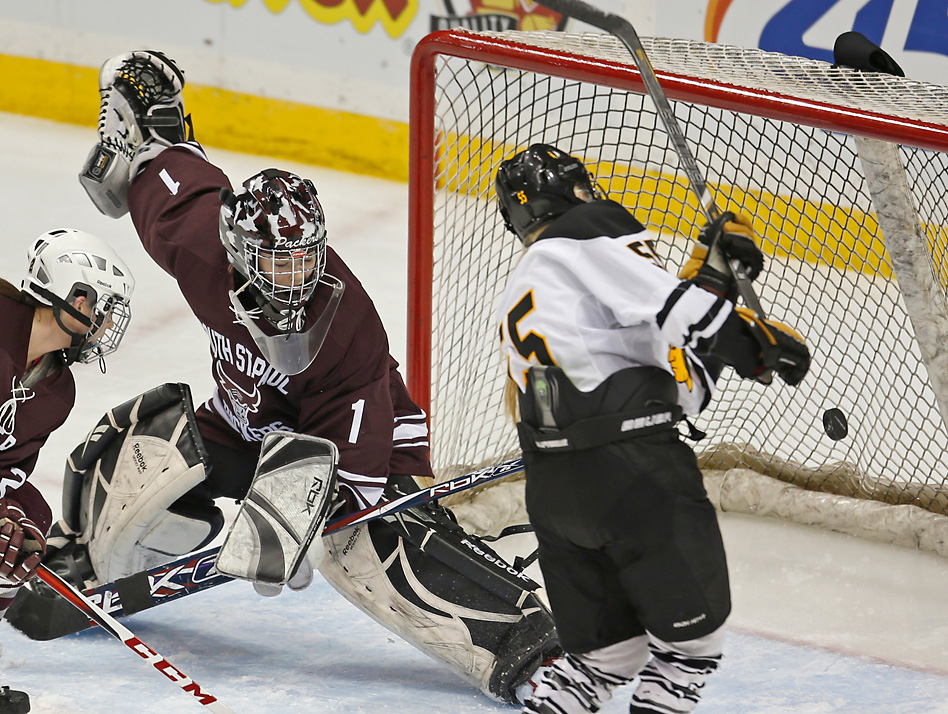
410 30 948 533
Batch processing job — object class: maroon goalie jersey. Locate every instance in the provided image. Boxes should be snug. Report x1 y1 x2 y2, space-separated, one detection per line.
127 145 432 509
0 293 69 532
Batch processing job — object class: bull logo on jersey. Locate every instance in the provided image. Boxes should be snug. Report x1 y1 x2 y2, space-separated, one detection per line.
213 362 260 440
0 379 34 452
213 362 290 441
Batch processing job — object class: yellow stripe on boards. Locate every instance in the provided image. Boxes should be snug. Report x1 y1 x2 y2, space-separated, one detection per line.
183 85 409 181
439 132 899 281
4 53 944 285
0 54 100 127
589 163 893 280
0 53 410 182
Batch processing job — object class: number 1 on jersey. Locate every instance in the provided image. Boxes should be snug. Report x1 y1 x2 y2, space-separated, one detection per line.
349 399 365 443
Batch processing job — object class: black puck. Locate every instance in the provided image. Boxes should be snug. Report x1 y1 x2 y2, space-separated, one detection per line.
822 408 848 440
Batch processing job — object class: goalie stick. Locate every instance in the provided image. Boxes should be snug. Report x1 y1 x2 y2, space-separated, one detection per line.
6 456 525 641
35 565 235 713
537 0 767 320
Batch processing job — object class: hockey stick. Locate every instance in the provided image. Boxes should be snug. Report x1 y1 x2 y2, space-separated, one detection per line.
35 565 235 713
324 456 524 533
537 0 767 318
7 456 525 640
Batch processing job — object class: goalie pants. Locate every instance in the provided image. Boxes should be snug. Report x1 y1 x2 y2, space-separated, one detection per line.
523 429 730 652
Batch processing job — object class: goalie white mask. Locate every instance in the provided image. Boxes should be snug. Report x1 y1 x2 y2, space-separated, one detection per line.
219 169 344 376
20 229 135 366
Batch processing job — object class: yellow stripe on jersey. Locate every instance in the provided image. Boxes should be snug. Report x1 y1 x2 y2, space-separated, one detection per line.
668 347 694 392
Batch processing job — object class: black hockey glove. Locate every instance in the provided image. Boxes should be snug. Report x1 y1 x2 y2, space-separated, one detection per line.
681 211 764 297
735 307 811 386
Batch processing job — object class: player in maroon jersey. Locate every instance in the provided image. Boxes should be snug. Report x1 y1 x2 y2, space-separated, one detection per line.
0 228 133 712
50 50 559 704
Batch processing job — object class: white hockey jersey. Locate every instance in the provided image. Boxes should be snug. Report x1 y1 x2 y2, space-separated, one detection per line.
496 200 733 416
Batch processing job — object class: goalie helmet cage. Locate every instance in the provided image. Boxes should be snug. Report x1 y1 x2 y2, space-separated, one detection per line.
407 29 948 543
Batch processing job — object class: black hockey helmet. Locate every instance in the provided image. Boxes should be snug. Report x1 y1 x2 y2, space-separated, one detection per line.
495 144 599 242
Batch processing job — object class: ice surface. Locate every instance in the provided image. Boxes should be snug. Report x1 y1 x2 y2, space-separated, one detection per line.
1 112 947 713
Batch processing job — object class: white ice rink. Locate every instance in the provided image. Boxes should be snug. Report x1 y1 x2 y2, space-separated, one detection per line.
2 112 948 713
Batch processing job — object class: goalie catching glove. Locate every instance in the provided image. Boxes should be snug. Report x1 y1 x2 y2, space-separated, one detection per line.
680 211 764 297
80 50 189 218
0 500 46 595
734 307 811 386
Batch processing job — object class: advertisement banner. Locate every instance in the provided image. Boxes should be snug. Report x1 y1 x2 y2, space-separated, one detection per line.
666 0 948 83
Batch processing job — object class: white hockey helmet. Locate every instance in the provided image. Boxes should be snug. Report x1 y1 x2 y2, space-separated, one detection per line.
21 229 135 365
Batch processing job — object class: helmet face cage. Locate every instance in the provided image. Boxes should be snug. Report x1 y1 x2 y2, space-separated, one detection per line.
220 169 327 332
21 229 135 365
81 290 132 364
496 144 600 241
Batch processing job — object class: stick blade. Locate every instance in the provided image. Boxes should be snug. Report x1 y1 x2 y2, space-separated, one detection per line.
5 584 94 640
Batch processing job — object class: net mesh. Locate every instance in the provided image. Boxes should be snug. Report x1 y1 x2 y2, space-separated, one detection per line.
418 30 948 516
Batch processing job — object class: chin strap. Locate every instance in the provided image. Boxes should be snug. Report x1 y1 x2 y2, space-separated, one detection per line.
27 282 94 332
27 282 95 366
230 274 301 333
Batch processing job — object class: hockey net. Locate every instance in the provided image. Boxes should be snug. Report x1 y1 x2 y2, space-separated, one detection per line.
407 29 948 551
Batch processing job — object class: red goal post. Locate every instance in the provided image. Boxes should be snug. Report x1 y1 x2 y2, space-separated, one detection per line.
407 28 948 547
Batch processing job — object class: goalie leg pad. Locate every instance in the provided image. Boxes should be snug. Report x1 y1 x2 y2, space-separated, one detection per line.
55 384 217 585
140 500 224 559
86 434 210 582
318 485 560 704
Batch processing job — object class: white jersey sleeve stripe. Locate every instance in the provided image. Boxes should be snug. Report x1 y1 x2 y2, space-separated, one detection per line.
393 421 429 441
394 440 429 448
337 469 387 508
395 409 427 422
657 283 732 350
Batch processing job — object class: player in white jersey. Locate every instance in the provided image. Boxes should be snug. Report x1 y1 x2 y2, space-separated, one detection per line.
494 144 811 714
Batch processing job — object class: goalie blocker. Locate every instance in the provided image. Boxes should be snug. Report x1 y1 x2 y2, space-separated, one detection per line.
26 384 560 704
215 431 339 590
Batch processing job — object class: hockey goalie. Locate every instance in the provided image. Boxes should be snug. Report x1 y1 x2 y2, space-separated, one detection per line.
14 50 559 705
